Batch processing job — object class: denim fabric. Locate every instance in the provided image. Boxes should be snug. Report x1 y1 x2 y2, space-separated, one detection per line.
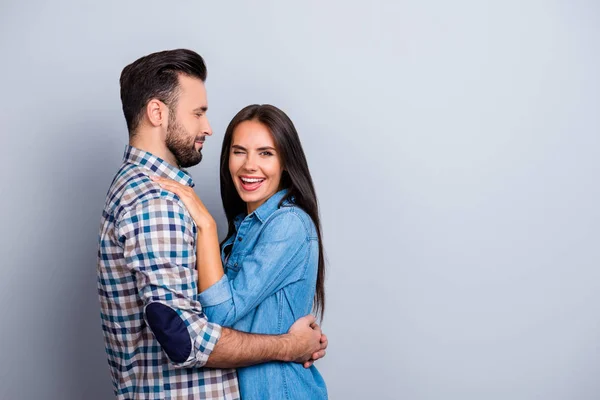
198 190 327 399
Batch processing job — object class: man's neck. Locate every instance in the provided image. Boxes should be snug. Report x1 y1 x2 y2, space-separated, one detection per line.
129 131 179 168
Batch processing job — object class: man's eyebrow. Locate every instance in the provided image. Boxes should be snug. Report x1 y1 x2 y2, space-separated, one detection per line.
193 106 208 113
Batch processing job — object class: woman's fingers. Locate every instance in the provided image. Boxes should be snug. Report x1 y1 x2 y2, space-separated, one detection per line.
159 182 184 195
150 175 183 187
151 176 190 197
150 175 210 217
149 176 213 226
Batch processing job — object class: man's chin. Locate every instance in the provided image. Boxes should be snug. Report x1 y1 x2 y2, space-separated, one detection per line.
178 154 202 168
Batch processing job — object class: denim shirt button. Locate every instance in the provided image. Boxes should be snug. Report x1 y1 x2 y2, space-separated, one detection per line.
238 237 243 242
234 262 238 267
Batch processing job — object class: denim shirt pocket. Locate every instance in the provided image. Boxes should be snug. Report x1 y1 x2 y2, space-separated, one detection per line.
224 252 245 280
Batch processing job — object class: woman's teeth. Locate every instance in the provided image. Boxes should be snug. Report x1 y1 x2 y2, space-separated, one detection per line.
241 177 265 183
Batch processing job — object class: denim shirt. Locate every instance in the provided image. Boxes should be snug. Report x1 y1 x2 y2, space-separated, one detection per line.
198 190 327 400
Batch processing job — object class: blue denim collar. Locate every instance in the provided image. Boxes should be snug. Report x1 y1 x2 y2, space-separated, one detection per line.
234 189 290 228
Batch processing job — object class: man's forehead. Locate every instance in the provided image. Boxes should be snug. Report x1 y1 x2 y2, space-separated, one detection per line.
177 74 207 101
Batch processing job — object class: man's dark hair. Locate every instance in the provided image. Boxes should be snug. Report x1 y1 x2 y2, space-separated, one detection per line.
119 49 207 136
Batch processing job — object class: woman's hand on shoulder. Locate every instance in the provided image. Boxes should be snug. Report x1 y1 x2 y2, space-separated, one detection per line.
150 175 216 231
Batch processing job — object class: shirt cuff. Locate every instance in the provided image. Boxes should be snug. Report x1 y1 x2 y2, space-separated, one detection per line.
198 274 233 307
190 319 221 367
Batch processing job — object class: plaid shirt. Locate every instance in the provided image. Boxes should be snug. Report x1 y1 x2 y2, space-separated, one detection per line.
97 145 240 399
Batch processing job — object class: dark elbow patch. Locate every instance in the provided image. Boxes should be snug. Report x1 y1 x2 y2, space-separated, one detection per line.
145 303 192 364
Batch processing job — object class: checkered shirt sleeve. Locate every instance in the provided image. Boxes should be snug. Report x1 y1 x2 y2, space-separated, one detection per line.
117 196 221 367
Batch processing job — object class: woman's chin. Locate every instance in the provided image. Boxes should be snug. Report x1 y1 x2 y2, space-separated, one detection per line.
235 191 252 206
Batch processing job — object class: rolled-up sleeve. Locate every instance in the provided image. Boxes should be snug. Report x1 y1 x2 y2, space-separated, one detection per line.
117 197 221 368
198 210 310 327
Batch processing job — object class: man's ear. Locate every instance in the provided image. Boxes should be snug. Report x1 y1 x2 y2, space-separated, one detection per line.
146 99 167 127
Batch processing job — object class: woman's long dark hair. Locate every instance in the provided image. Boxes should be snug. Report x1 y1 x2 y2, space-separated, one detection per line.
220 104 326 319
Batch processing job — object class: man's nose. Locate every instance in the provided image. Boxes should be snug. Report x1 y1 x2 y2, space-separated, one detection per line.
203 119 213 136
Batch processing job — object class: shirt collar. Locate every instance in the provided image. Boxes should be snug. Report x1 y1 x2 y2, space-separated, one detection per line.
233 189 290 228
123 145 195 187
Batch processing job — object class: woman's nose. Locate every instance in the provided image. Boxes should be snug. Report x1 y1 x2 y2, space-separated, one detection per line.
243 156 258 171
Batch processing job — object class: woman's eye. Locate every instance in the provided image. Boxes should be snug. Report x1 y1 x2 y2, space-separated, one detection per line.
233 151 244 155
260 151 273 156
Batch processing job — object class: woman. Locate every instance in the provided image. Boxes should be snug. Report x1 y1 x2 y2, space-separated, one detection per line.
153 104 327 399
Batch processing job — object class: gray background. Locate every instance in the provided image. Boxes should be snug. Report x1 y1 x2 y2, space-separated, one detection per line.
1 0 599 399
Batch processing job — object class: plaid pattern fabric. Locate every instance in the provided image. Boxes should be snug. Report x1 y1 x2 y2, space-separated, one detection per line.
97 145 239 399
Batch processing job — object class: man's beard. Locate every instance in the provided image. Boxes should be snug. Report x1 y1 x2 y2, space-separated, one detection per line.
166 115 203 168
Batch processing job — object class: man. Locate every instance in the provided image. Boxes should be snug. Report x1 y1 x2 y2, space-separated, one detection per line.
97 49 327 399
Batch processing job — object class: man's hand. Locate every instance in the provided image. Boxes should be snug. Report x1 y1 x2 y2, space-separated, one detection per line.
303 333 328 368
285 315 328 368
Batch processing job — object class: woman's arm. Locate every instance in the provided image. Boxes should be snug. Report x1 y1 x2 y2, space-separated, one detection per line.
195 219 225 291
199 210 314 327
150 176 224 291
151 176 315 327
